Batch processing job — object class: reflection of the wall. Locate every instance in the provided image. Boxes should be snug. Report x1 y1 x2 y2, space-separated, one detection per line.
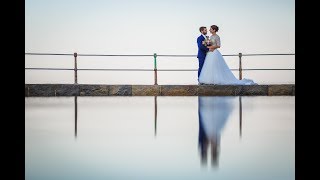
198 96 237 168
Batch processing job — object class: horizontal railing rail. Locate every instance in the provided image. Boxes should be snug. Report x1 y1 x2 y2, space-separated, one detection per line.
25 68 295 71
25 52 295 84
25 52 295 57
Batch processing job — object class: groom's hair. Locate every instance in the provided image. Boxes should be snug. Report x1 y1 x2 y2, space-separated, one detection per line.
199 26 206 32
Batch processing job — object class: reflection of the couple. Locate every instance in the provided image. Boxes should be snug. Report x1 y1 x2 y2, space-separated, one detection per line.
198 96 235 168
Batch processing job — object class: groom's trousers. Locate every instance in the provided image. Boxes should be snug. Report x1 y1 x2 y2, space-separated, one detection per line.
198 57 205 79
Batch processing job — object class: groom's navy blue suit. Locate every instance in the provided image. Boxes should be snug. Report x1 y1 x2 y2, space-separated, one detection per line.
197 35 209 79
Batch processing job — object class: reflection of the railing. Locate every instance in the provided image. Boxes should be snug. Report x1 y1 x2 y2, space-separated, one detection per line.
154 96 157 137
75 96 78 138
73 96 242 140
239 96 242 138
73 96 158 138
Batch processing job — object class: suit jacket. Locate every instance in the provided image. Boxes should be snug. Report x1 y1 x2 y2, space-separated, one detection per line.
197 35 209 59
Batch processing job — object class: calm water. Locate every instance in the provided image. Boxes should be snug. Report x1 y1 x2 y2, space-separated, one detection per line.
25 96 295 180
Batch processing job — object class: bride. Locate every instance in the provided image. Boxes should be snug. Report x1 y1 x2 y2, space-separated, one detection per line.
199 25 257 85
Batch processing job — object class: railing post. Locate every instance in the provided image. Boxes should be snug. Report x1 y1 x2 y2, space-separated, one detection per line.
74 52 78 84
239 53 242 80
154 53 158 85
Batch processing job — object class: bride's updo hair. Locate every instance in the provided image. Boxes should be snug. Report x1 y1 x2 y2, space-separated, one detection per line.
211 25 219 32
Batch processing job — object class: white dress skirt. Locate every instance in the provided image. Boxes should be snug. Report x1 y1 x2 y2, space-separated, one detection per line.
199 35 256 85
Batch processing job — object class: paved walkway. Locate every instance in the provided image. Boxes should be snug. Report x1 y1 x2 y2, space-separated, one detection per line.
25 84 295 96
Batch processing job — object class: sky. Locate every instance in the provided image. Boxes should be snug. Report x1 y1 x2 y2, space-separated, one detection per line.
25 0 295 84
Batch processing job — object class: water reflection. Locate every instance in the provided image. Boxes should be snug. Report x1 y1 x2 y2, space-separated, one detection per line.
75 96 78 138
198 96 236 168
73 96 240 143
26 96 295 179
239 96 242 138
73 96 159 138
154 96 157 137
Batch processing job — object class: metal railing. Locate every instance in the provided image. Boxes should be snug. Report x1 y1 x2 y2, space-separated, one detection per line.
25 52 295 84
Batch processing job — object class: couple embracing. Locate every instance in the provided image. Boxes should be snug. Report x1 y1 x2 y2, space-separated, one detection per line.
197 25 256 85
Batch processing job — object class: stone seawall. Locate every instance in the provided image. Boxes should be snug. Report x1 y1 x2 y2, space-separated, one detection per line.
25 84 295 96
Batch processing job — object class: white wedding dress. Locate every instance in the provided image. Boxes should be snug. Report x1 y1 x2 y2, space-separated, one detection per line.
199 35 257 85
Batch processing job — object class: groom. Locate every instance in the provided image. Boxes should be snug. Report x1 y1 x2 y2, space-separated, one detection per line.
197 26 210 84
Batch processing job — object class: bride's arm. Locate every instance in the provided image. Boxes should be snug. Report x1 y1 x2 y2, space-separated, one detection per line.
207 45 220 52
208 36 221 51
